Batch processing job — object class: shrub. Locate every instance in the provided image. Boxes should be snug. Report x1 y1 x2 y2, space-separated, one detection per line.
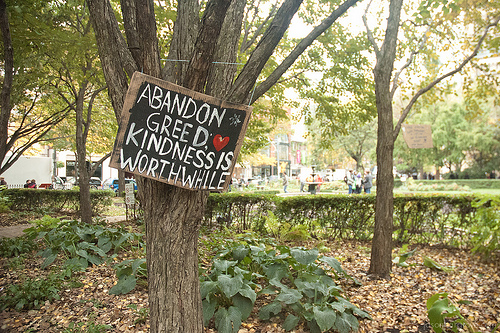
470 195 500 260
204 192 498 249
317 181 346 192
3 188 114 215
406 179 470 192
0 187 11 213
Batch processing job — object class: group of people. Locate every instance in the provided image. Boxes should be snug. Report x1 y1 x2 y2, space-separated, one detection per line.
24 179 37 189
345 169 372 194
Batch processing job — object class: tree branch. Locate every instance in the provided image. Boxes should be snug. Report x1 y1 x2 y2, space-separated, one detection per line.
240 1 278 53
84 86 107 140
90 152 112 175
86 0 136 120
362 0 379 56
0 108 70 174
227 0 304 104
250 0 361 103
184 0 233 92
161 0 200 83
393 14 500 142
391 24 431 99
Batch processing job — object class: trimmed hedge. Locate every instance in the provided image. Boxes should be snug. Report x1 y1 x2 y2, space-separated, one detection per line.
395 179 500 189
2 188 114 216
205 193 275 230
204 193 497 247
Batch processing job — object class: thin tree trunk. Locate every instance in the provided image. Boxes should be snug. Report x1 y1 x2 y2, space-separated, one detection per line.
367 0 403 278
76 84 93 224
0 0 13 164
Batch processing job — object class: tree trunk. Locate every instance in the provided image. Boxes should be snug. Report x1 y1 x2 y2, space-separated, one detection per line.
369 97 394 277
0 0 13 164
139 179 208 332
135 1 231 331
368 0 403 278
117 170 126 196
418 165 424 180
75 82 93 224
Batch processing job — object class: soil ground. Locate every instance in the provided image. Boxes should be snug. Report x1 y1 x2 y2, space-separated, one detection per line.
0 213 499 333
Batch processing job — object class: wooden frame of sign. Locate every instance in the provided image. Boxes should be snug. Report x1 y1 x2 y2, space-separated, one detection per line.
110 72 252 191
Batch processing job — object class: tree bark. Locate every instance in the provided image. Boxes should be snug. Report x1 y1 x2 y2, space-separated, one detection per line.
161 0 200 84
87 0 136 120
142 183 208 332
76 84 106 223
368 0 403 279
75 82 93 223
120 0 142 67
205 0 246 98
0 0 13 165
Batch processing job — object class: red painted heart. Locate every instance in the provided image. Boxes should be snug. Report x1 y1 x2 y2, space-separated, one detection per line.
213 134 230 151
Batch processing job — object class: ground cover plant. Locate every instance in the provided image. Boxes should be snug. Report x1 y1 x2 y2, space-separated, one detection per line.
199 234 370 333
0 193 499 332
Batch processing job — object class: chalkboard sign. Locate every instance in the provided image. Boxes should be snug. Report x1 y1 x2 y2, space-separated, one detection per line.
110 72 252 191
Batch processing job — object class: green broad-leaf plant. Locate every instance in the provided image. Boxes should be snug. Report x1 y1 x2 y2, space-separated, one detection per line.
200 236 370 333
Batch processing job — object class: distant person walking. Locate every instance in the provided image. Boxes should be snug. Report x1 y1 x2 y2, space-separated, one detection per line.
363 170 373 194
299 173 307 192
282 172 289 193
355 173 363 194
346 169 355 194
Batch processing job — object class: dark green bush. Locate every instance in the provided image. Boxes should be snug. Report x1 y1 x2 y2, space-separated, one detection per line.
204 193 497 248
396 179 500 189
0 187 10 212
274 195 376 240
3 188 114 215
205 193 276 231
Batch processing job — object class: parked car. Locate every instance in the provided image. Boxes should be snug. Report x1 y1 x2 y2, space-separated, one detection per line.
102 178 137 192
89 177 102 189
63 177 102 189
38 176 66 190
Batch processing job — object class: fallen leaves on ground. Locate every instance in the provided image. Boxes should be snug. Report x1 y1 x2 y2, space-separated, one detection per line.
0 219 498 333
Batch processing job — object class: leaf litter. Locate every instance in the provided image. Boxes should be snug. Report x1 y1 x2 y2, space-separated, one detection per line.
0 219 498 333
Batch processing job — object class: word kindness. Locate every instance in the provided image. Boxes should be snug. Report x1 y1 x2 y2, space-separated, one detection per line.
110 72 251 191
